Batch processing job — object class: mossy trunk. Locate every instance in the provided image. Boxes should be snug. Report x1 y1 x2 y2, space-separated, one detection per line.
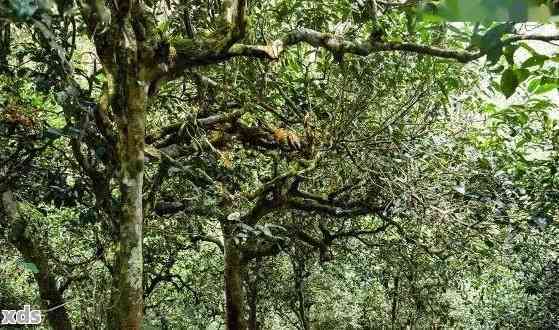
110 76 147 329
223 224 247 330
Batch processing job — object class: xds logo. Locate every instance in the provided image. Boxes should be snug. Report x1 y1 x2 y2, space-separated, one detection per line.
1 305 42 325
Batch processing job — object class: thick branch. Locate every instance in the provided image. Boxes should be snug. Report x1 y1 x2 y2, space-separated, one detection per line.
286 195 373 217
289 228 333 262
229 28 559 63
228 27 481 63
1 190 73 330
241 241 283 263
241 194 279 226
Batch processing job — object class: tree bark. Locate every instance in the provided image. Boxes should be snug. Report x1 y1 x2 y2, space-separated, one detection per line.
293 257 309 330
223 223 247 330
0 21 10 73
1 190 72 330
111 79 147 329
246 263 259 330
391 276 400 329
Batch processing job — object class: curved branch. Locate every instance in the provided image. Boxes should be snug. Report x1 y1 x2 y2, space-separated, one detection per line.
229 28 559 63
228 27 481 63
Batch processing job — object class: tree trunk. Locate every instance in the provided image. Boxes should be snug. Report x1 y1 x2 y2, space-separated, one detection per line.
391 276 400 329
290 255 309 330
223 223 247 330
1 190 72 330
247 262 259 330
112 79 147 329
0 21 10 73
295 262 309 330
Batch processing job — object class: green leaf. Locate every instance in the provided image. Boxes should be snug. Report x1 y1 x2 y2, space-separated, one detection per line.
503 45 518 65
479 23 515 65
478 157 491 169
527 78 541 93
529 76 559 94
515 68 530 84
519 43 537 56
516 111 529 126
486 46 504 65
490 80 502 92
521 54 549 68
534 83 559 94
488 64 505 73
500 68 519 98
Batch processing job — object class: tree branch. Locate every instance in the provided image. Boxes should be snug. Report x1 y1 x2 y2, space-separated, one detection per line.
241 241 284 263
0 190 73 329
286 196 373 217
228 27 481 63
145 109 245 146
229 28 559 63
192 234 225 253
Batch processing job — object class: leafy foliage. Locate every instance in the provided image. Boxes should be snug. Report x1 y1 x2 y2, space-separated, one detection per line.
0 0 558 329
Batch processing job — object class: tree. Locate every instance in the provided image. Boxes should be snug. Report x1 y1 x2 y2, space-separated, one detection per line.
1 0 559 328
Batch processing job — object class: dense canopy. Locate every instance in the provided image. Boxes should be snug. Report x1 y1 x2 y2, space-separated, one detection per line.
0 0 558 329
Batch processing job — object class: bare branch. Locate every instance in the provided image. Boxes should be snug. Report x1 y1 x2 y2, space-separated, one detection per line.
229 28 559 63
286 196 373 217
145 109 245 147
192 234 225 253
241 241 284 263
503 33 559 44
330 224 390 240
228 27 481 63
